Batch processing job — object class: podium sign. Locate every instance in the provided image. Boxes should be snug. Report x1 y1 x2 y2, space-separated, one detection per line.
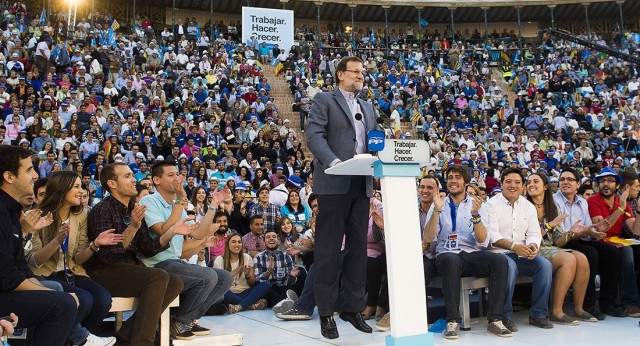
378 140 430 164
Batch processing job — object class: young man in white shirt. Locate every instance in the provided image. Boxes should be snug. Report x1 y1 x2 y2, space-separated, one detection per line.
486 168 554 329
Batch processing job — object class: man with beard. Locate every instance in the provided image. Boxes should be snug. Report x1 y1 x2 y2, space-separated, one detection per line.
207 211 236 263
425 166 511 339
587 168 640 317
254 229 305 307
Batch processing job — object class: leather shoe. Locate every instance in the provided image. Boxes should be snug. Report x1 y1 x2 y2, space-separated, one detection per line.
320 316 339 339
339 311 373 333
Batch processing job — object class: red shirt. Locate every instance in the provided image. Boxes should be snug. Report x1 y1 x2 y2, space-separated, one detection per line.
587 193 632 237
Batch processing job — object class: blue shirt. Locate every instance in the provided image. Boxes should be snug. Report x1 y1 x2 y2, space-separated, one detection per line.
280 205 312 229
138 192 186 267
435 195 490 255
552 191 592 231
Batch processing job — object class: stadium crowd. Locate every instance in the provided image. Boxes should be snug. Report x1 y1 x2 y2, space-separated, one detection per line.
1 1 640 345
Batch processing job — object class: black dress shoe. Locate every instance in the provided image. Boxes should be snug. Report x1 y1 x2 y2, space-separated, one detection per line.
320 315 339 339
339 311 373 333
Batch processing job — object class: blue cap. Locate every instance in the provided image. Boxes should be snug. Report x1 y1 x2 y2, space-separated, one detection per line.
594 167 621 184
276 165 284 170
235 182 247 191
461 160 469 164
216 158 226 164
286 175 304 189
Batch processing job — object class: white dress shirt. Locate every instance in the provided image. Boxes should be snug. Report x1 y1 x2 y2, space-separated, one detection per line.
485 193 542 252
338 87 366 155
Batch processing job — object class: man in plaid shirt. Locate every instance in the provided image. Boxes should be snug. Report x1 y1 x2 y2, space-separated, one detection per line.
254 229 305 306
249 185 281 232
86 162 189 345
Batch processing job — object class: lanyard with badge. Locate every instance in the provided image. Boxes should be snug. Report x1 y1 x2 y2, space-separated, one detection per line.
445 198 459 251
60 220 75 285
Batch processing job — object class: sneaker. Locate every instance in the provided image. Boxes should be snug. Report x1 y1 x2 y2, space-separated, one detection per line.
487 320 512 338
276 308 312 320
443 321 459 339
375 312 391 332
626 305 640 318
170 320 196 341
82 334 116 346
501 319 518 332
528 316 553 329
272 299 295 314
286 289 299 302
248 299 267 310
188 320 211 336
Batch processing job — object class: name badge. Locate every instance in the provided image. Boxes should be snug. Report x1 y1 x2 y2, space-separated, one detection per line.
445 234 459 251
276 267 286 279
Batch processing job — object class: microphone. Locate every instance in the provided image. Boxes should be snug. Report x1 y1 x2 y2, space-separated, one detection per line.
354 113 366 152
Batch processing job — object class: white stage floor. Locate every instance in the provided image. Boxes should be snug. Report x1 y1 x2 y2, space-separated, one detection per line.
197 309 640 346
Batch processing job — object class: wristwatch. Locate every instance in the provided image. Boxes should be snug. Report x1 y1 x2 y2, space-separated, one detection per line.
89 241 100 253
173 198 186 205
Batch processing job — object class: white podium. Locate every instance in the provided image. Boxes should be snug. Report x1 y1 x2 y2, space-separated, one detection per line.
325 140 433 346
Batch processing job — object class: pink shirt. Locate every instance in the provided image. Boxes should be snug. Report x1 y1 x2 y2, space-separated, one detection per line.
367 198 385 258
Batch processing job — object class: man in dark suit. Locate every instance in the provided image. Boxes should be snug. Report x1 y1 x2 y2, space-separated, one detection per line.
306 56 377 339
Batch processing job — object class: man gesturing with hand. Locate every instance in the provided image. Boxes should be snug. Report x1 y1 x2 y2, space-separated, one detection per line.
139 161 233 341
86 162 186 346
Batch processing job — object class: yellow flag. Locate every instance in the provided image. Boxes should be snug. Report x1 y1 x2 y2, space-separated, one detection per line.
111 20 120 31
275 62 284 76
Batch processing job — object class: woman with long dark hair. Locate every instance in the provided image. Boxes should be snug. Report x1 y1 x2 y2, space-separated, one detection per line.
213 233 270 313
189 185 209 222
525 173 596 324
27 171 121 344
280 190 311 229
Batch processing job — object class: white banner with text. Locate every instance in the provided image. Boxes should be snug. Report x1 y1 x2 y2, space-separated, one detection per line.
242 7 294 52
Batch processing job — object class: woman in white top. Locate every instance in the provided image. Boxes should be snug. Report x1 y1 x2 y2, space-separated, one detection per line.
213 233 270 313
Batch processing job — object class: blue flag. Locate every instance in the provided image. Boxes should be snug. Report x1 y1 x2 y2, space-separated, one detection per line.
214 26 219 39
420 18 429 28
40 9 46 26
195 23 201 40
91 37 96 47
370 28 375 44
106 27 116 47
51 44 59 61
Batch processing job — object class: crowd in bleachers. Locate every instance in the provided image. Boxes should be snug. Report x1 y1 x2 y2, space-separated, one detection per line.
1 0 640 344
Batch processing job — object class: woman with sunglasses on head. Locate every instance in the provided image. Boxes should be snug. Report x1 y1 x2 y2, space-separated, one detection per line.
213 232 270 314
525 173 596 325
27 171 122 345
